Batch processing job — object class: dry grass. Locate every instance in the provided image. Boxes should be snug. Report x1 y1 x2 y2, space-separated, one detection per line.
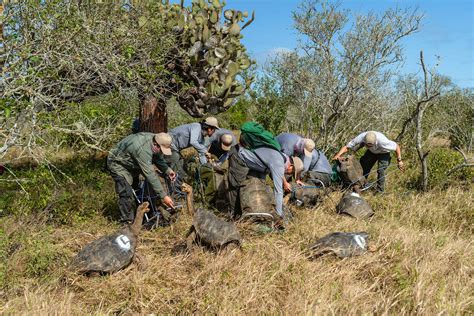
1 178 473 314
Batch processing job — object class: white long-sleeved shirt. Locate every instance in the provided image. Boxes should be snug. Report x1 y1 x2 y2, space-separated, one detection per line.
347 131 397 154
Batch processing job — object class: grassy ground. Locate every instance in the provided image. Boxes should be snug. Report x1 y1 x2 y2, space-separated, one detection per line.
0 155 473 314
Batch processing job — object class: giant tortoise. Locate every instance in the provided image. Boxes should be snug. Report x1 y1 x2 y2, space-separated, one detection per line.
181 182 242 252
71 202 149 275
308 232 369 259
336 192 374 219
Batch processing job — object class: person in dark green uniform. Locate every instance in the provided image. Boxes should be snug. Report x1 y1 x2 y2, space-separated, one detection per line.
107 132 176 223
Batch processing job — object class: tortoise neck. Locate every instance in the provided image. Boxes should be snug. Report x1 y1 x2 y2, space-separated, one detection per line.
131 206 147 235
186 189 194 215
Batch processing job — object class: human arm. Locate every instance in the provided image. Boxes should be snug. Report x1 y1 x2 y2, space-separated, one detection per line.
268 157 285 218
136 154 174 207
189 125 208 164
395 143 404 171
332 146 349 161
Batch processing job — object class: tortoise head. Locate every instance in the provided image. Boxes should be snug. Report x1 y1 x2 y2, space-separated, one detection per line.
131 202 150 235
181 183 193 193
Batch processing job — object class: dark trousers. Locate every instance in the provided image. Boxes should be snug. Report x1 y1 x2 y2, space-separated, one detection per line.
165 149 187 185
226 146 249 218
110 173 137 223
360 151 391 192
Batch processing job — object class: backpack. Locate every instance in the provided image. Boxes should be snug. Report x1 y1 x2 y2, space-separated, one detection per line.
240 122 281 152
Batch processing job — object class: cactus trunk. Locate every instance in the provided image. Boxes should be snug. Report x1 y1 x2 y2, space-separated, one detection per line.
139 95 168 133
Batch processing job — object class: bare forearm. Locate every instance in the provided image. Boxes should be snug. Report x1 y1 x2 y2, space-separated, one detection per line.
333 146 349 160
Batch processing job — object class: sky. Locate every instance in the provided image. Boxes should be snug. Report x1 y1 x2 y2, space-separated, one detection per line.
226 0 474 88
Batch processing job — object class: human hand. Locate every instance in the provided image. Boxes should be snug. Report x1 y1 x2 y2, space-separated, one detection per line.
296 179 304 186
162 196 175 208
283 181 292 193
397 160 405 171
168 170 177 182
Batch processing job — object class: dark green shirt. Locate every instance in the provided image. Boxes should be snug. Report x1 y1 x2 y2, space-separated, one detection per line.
108 132 170 198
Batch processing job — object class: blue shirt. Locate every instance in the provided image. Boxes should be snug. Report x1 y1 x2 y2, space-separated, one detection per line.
238 147 287 218
170 123 209 164
276 132 312 171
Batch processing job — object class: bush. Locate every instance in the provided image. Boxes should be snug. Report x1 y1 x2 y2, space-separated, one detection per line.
427 148 474 188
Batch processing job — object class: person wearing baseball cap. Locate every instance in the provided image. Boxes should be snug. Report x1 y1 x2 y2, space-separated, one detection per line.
168 116 219 166
333 131 404 192
207 128 237 164
276 132 316 192
276 132 316 171
107 132 176 223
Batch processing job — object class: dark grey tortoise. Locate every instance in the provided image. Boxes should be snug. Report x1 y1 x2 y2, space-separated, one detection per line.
181 182 242 252
187 208 242 252
336 192 374 219
291 181 322 207
72 202 149 274
308 232 369 259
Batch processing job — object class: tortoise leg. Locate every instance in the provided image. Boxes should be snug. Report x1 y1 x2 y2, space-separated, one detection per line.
134 253 148 272
221 241 241 255
186 229 197 252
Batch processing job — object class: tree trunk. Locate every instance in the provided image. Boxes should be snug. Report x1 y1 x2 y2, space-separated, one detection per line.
415 106 429 191
139 95 168 133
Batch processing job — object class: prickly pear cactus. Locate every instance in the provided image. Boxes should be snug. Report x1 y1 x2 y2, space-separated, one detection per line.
165 0 255 117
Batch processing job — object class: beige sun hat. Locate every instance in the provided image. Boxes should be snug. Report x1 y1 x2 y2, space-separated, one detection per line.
364 132 377 145
154 133 172 156
292 156 304 179
204 117 219 129
220 134 233 151
303 138 315 157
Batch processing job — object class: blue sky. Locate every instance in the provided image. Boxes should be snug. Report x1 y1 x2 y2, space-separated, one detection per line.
228 0 474 88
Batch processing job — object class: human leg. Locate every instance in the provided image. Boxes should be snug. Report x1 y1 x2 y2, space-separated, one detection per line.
376 153 391 192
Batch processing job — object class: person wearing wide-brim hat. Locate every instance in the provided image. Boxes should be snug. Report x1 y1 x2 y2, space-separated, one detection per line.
207 128 237 164
276 132 316 191
107 132 176 223
333 131 404 192
167 117 220 179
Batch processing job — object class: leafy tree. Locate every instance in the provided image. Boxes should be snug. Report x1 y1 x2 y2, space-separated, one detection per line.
0 0 254 160
264 0 422 150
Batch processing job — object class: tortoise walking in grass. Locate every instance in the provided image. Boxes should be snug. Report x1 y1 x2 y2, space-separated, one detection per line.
181 183 242 252
72 202 150 275
308 232 370 259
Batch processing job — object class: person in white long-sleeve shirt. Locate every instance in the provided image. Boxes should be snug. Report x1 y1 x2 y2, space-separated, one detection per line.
333 131 404 192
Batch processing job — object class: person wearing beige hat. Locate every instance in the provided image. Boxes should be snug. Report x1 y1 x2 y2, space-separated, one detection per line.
107 132 176 223
276 133 316 171
167 117 219 176
207 128 237 163
276 132 315 192
333 131 404 192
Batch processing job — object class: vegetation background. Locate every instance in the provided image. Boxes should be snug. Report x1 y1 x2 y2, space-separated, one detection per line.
0 0 473 314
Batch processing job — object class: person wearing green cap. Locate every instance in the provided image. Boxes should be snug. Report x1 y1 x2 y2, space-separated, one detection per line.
333 131 404 192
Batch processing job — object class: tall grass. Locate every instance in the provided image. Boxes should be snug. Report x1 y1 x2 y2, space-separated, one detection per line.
0 156 472 314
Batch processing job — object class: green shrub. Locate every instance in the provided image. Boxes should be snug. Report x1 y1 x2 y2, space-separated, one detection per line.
427 148 474 188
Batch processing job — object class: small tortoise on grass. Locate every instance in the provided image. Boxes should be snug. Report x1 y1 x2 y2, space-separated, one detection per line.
181 183 242 252
308 232 369 259
71 202 149 275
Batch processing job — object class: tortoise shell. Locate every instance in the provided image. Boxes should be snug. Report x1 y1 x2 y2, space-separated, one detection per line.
336 192 374 219
72 227 137 274
308 232 369 259
187 208 242 249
